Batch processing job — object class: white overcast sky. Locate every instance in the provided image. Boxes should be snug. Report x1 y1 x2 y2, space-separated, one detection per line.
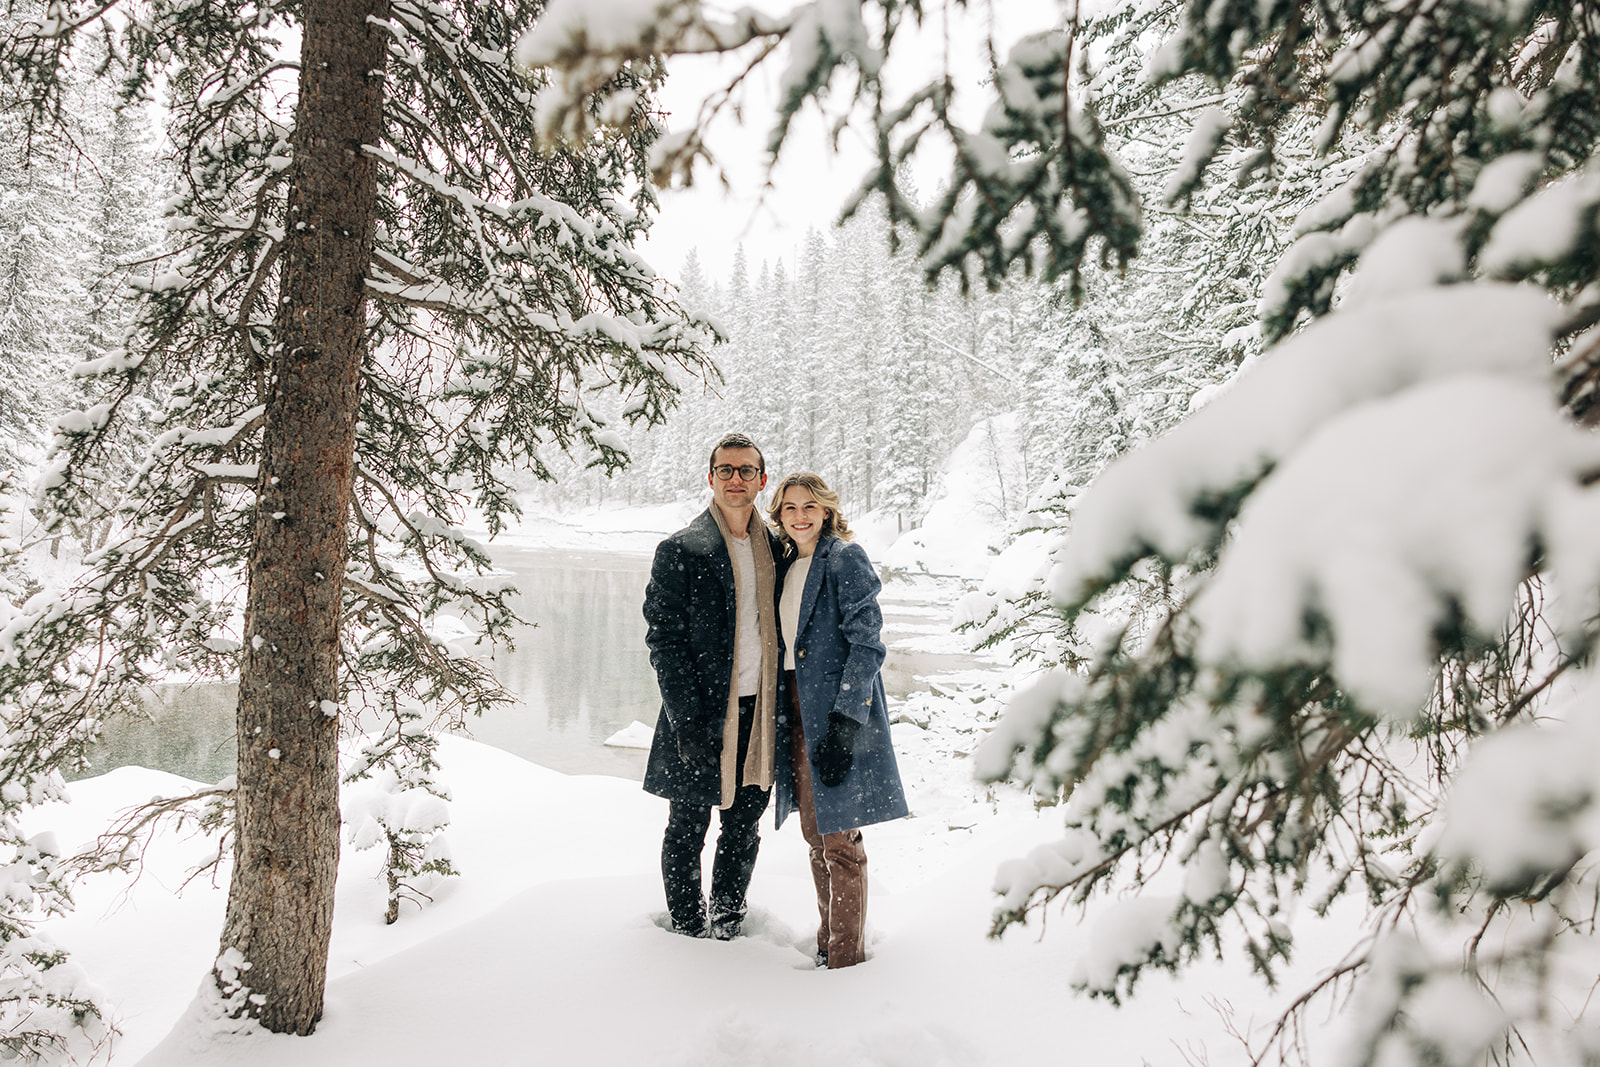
637 0 1060 286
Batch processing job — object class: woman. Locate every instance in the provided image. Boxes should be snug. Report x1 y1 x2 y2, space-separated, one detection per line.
768 472 909 969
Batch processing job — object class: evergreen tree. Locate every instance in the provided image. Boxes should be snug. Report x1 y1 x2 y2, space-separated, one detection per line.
874 231 944 530
0 24 162 1055
0 110 85 470
988 3 1600 1064
342 696 458 926
0 0 712 1040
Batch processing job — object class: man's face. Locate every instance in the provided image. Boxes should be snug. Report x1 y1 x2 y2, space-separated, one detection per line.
708 446 767 514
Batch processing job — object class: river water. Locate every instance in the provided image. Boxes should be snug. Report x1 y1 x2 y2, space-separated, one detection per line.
78 545 987 784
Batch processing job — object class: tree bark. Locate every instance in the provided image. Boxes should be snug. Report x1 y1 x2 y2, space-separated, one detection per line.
215 0 388 1035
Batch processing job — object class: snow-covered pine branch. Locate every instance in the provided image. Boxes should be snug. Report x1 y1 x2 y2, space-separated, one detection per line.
517 0 1146 293
970 0 1600 1060
2 0 713 776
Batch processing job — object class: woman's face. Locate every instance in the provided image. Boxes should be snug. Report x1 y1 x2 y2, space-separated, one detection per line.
779 485 828 555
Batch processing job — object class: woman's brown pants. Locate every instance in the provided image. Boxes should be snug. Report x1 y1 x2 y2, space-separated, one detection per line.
788 678 868 968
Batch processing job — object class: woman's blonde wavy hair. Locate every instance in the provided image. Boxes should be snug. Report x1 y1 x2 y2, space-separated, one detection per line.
766 472 853 556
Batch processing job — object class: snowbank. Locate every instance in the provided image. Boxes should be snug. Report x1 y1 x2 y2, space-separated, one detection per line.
876 415 1027 580
27 734 1359 1067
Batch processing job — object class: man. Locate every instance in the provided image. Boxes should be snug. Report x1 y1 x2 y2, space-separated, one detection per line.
642 432 784 939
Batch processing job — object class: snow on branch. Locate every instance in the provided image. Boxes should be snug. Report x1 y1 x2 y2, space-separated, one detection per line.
1051 283 1564 615
516 0 1145 291
1191 375 1600 717
1479 165 1600 282
516 0 795 147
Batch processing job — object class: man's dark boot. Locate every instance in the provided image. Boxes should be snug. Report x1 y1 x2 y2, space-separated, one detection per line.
673 913 709 938
708 897 744 940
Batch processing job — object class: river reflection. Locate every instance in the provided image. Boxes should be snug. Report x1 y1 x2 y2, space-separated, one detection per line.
74 544 984 784
464 546 659 778
80 682 243 786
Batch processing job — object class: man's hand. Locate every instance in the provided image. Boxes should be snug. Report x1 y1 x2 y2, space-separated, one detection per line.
676 725 720 770
813 713 860 788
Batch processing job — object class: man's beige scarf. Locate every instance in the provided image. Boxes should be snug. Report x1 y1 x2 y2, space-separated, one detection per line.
710 505 779 808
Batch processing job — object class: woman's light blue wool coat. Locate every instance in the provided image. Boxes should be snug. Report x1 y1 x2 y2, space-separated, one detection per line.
774 535 910 837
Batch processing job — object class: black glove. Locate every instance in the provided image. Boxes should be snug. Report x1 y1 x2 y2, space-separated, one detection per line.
813 713 860 788
676 724 720 770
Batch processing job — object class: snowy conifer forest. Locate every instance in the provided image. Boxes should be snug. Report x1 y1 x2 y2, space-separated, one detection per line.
1 0 1600 1062
520 197 1250 531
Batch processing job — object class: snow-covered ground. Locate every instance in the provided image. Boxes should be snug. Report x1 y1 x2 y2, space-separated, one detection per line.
41 732 1354 1067
26 424 1364 1065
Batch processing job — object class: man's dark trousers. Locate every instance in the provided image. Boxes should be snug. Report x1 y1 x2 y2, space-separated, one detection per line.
662 695 770 936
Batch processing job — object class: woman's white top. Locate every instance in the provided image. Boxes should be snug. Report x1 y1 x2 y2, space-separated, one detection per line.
779 555 813 671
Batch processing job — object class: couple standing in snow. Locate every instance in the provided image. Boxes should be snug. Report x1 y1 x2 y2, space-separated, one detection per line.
640 432 909 969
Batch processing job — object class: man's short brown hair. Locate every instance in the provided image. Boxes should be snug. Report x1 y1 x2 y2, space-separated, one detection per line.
708 432 765 473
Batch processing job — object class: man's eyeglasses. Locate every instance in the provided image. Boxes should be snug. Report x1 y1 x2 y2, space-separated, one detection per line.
712 464 762 482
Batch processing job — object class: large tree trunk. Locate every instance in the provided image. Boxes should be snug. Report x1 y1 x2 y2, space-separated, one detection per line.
215 0 388 1035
